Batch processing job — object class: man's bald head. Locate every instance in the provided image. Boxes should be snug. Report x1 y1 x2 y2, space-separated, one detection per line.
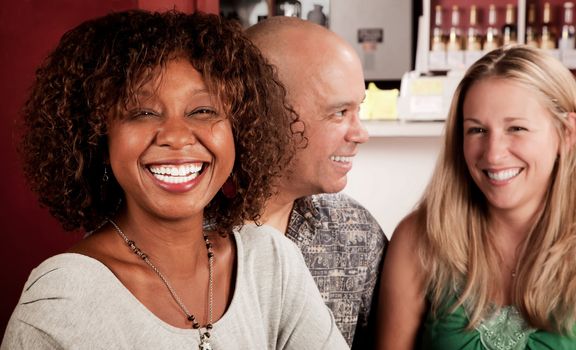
245 16 336 60
246 16 365 113
246 17 358 95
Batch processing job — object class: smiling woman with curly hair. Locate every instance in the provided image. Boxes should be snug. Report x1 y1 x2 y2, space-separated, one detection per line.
2 10 348 349
21 10 297 235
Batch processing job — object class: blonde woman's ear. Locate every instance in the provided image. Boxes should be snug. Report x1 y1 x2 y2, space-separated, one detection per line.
563 112 576 151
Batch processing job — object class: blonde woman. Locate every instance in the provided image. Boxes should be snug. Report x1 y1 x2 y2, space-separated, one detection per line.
378 45 576 349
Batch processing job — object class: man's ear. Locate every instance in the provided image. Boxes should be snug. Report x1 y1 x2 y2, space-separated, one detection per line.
563 112 576 151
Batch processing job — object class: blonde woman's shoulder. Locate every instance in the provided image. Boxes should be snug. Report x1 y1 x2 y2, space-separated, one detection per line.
376 211 427 350
391 211 422 244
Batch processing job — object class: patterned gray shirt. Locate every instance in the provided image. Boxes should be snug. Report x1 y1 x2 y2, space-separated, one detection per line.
286 193 388 348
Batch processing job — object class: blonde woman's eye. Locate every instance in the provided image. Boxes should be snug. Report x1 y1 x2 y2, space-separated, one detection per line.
466 127 486 134
509 126 527 132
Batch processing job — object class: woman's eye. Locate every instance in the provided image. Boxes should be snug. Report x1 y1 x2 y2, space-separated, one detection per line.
509 126 527 132
129 109 157 119
466 127 486 134
189 107 218 118
196 108 216 115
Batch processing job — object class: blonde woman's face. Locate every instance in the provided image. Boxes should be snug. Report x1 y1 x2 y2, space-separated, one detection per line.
462 78 559 219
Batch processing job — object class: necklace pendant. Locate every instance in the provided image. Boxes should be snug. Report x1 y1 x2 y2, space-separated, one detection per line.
199 335 212 350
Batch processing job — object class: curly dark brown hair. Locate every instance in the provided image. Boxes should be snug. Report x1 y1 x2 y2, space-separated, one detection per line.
20 10 299 234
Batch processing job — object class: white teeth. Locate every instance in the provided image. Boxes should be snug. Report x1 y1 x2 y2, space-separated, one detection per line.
153 172 199 184
487 168 521 181
331 156 353 163
148 163 203 183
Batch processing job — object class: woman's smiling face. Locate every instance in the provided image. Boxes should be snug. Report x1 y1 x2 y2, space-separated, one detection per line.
462 78 560 219
107 58 234 221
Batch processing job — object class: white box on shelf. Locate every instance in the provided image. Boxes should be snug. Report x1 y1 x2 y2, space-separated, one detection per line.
446 50 465 70
428 51 448 70
543 48 561 60
561 49 576 69
464 50 484 68
397 70 464 122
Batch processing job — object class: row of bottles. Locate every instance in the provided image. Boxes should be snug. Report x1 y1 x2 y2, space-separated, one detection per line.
431 2 575 52
431 4 517 52
526 2 575 50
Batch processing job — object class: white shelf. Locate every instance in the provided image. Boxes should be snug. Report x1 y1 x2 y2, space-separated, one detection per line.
363 120 445 138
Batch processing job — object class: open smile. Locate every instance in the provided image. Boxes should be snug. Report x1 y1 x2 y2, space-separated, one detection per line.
330 155 354 163
483 167 523 182
147 162 206 184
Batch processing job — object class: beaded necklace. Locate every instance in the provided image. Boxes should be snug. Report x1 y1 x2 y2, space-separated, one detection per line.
109 219 214 350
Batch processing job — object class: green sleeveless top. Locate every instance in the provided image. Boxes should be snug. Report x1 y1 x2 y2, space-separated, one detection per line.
421 303 576 349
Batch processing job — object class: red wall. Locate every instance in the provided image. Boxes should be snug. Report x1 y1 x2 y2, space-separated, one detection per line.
0 0 219 337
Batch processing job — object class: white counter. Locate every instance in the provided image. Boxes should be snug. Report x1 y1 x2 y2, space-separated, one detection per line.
342 121 444 239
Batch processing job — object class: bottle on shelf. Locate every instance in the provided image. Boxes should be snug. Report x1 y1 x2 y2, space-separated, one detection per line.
466 5 482 51
560 2 576 50
525 3 539 47
431 5 446 51
502 4 518 45
275 0 301 17
484 4 501 51
447 5 463 51
306 4 327 27
540 2 557 49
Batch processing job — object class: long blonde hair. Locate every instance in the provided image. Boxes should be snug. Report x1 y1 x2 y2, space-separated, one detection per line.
418 45 576 333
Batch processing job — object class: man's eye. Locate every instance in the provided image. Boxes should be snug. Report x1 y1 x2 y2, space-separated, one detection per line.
334 110 346 117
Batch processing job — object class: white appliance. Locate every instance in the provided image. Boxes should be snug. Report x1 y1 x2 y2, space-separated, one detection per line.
330 0 413 80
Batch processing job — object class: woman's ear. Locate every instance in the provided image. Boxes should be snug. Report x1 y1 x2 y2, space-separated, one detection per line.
563 112 576 152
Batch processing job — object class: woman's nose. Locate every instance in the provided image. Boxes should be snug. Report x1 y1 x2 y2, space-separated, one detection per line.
484 132 508 163
155 117 197 149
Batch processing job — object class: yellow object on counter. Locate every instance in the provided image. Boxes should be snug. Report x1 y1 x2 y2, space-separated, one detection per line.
409 78 444 95
360 82 399 120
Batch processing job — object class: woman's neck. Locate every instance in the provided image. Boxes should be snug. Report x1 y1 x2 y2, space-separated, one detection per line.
488 205 541 244
112 210 209 274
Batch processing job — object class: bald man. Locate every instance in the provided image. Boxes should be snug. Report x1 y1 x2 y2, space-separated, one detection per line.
246 17 388 349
